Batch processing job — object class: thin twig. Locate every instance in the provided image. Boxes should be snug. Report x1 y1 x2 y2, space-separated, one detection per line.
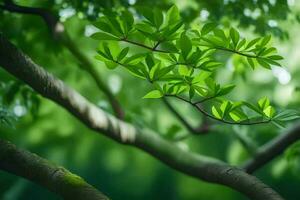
162 97 209 135
165 95 271 126
120 38 168 53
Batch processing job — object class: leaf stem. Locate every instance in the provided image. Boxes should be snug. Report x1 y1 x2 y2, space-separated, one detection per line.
165 95 271 125
120 38 168 53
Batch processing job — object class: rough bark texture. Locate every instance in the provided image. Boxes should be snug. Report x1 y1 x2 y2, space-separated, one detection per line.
242 124 300 173
0 139 109 200
0 0 124 119
0 33 284 200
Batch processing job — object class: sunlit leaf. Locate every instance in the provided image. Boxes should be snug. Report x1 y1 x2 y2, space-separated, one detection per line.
263 106 276 118
201 23 217 36
143 90 163 98
179 33 192 59
212 105 222 119
229 27 240 48
166 5 180 25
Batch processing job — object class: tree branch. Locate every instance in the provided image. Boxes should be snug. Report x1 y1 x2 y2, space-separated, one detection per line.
0 33 284 200
164 95 271 126
162 97 209 135
115 58 211 134
0 138 109 200
0 0 124 119
0 0 59 34
242 123 300 173
60 33 124 119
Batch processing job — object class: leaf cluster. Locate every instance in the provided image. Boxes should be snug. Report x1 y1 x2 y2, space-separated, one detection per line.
91 5 299 126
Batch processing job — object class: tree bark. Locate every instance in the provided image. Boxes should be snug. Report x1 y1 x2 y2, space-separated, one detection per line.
0 33 284 200
0 139 109 200
242 123 300 173
0 0 124 119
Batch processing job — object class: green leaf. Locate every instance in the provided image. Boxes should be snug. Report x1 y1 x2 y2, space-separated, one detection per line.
156 65 176 79
135 22 155 34
103 43 113 59
139 30 160 40
153 8 164 28
247 57 255 69
166 5 180 25
273 110 300 121
160 41 178 53
125 64 145 79
105 14 124 36
198 61 222 71
96 50 111 60
237 38 246 50
229 111 241 122
124 54 146 65
143 90 163 99
260 47 277 56
149 62 160 81
243 102 263 115
271 120 286 129
90 32 119 41
145 54 155 70
263 105 275 118
105 61 118 69
162 21 183 38
117 47 129 62
213 28 227 42
218 84 235 96
189 86 195 100
230 109 247 122
122 10 134 33
194 85 208 96
258 96 270 110
230 27 240 48
179 33 192 59
178 65 191 76
220 101 232 118
173 85 188 95
257 58 271 69
260 35 271 46
264 58 281 67
203 35 225 47
212 106 222 119
205 77 216 91
245 38 260 49
139 7 155 25
93 19 112 33
192 71 211 84
189 48 202 63
267 55 284 60
201 23 217 36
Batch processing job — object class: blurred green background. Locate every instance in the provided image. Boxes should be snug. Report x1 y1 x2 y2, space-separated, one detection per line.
1 0 300 199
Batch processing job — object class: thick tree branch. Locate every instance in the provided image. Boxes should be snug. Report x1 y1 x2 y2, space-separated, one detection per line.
242 123 300 173
0 0 58 34
0 139 109 200
0 0 124 119
0 33 284 200
60 33 124 119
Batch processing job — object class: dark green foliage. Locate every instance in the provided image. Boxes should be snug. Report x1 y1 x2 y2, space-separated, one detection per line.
1 1 300 199
91 5 299 126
